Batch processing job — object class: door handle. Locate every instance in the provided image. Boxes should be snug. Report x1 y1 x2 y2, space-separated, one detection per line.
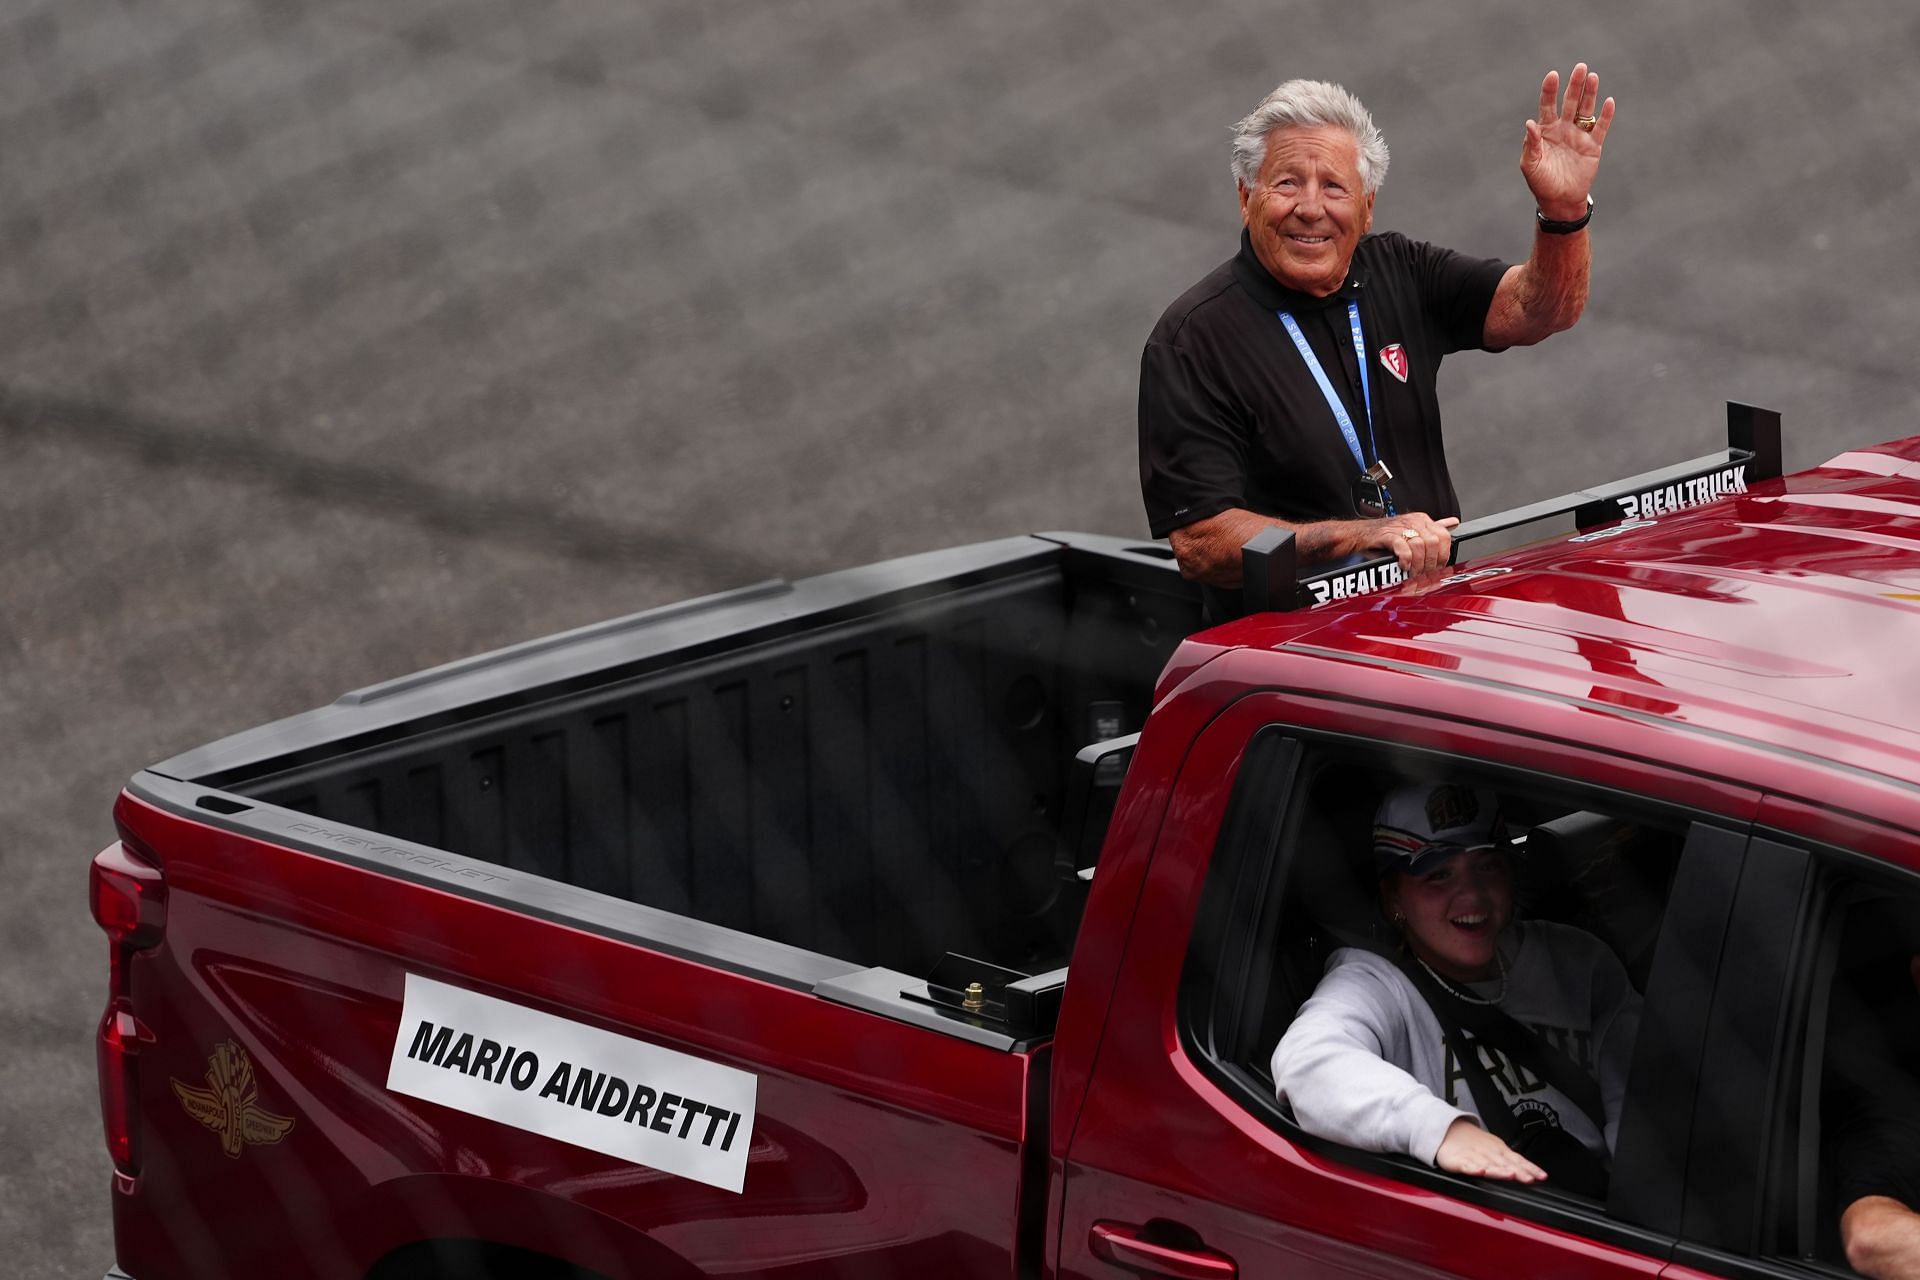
1088 1221 1237 1279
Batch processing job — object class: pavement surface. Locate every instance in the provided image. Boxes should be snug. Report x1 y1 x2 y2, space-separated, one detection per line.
5 0 1919 1272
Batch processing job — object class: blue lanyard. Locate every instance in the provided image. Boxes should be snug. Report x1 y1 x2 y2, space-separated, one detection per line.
1277 301 1393 514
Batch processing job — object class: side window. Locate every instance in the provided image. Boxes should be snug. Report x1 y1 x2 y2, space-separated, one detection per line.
1780 877 1920 1276
1183 739 1702 1229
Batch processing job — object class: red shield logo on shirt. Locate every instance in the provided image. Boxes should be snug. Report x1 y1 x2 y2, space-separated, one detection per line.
1379 344 1409 383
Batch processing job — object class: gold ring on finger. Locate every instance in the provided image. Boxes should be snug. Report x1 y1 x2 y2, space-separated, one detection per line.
1574 114 1598 131
1400 528 1420 540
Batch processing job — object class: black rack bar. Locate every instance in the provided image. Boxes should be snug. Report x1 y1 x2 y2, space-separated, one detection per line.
1235 401 1784 616
1240 525 1297 616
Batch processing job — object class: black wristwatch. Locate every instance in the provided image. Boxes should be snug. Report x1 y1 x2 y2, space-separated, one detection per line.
1536 196 1594 235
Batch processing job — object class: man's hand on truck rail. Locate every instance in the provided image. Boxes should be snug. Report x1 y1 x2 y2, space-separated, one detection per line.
1168 506 1459 586
1372 512 1458 578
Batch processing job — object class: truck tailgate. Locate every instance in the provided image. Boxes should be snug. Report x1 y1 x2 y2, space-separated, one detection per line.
108 783 1045 1280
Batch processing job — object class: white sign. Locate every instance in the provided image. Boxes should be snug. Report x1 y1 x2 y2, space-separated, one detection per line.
386 974 758 1193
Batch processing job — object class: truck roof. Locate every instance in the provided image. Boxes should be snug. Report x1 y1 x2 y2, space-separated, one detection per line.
1205 437 1920 793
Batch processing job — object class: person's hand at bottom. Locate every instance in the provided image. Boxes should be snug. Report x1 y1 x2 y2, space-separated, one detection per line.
1435 1117 1549 1183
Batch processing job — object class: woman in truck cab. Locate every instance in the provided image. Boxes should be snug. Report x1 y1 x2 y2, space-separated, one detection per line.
1271 781 1642 1195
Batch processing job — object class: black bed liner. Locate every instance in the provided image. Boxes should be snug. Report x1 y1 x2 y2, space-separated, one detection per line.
149 532 1202 983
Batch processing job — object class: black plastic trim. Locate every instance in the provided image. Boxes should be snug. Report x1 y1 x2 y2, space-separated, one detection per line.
1178 727 1301 1071
1035 531 1194 602
1063 733 1140 876
1239 527 1297 617
154 536 1073 788
127 771 861 994
1709 825 1920 1274
811 966 1019 1051
1568 447 1763 530
1728 402 1785 486
338 580 794 705
1005 966 1068 1040
1680 838 1812 1253
131 772 1065 1051
1612 821 1749 1236
1226 402 1784 616
1668 1243 1838 1280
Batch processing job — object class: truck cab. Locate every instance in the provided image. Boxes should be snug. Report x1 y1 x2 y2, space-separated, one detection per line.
1054 425 1920 1280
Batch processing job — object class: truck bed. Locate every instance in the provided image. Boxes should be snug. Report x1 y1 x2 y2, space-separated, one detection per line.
145 533 1199 987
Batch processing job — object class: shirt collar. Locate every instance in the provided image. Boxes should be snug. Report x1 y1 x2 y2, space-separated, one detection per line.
1231 227 1369 313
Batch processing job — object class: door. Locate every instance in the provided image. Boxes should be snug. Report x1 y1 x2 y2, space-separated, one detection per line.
1054 691 1762 1280
1664 796 1920 1280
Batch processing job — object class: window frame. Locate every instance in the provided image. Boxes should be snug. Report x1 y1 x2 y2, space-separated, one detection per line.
1677 814 1920 1280
1177 720 1761 1257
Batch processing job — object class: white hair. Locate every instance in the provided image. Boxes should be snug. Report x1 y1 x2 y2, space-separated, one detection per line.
1230 80 1390 195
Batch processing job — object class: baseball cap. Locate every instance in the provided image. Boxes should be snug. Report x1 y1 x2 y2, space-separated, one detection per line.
1373 782 1505 876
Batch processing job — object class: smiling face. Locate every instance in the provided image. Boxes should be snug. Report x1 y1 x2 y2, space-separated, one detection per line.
1385 847 1514 982
1237 123 1374 298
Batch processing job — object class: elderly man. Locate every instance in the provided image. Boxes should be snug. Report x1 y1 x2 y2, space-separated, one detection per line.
1140 68 1614 617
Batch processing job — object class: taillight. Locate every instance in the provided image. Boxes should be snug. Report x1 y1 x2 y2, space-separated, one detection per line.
98 1001 153 1176
91 841 163 1179
91 840 166 950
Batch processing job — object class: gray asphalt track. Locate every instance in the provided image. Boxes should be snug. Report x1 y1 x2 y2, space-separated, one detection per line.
6 0 1919 1273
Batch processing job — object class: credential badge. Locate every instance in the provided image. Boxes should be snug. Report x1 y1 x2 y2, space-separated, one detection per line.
171 1041 296 1158
1379 344 1409 384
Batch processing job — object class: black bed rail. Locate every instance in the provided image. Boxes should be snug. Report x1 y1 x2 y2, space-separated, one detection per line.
1239 401 1783 615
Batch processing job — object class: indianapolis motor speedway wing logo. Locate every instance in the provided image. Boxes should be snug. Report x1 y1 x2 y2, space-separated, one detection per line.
171 1041 296 1157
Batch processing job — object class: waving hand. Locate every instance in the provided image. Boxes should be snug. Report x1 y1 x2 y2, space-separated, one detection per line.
1521 63 1615 221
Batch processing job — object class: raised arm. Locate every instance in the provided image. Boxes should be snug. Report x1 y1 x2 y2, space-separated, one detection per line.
1484 64 1616 348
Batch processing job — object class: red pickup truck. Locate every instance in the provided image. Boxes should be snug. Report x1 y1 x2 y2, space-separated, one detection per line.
93 406 1920 1279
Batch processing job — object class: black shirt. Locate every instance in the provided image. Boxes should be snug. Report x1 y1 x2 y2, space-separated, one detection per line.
1139 228 1509 540
1826 974 1920 1214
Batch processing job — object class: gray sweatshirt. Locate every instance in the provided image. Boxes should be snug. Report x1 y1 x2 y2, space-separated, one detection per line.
1271 920 1641 1166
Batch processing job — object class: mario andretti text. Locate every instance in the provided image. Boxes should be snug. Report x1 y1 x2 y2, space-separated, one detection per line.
405 1018 744 1150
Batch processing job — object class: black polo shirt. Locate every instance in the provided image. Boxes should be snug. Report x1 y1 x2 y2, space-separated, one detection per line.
1825 974 1920 1220
1139 228 1510 539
